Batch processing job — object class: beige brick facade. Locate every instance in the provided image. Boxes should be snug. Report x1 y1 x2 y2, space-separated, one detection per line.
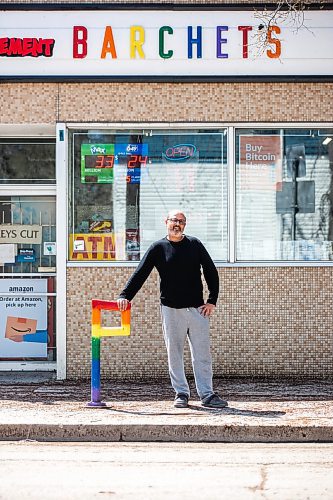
67 266 333 380
0 1 332 380
1 82 333 124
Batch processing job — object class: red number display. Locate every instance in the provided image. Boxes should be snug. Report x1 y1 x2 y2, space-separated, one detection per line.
104 155 114 168
127 155 148 168
95 155 114 168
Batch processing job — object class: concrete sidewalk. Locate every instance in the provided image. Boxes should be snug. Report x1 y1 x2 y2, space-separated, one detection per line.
0 377 332 442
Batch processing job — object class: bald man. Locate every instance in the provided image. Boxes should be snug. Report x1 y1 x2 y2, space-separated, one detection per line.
117 210 227 409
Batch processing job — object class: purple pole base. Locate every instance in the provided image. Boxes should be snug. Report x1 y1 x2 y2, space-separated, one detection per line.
87 400 107 408
87 385 106 408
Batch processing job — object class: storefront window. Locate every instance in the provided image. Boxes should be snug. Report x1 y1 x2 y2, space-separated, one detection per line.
236 128 333 261
68 128 228 261
0 140 56 184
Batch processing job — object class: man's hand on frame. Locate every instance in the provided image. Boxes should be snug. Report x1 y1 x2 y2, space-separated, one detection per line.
117 298 129 311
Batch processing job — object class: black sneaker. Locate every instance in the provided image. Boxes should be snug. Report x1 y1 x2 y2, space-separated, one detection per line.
202 393 228 408
174 393 189 408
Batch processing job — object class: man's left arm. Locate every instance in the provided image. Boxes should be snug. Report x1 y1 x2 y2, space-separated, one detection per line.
199 242 219 315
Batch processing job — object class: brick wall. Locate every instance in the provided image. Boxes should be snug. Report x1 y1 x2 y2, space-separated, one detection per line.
1 82 333 124
67 266 333 379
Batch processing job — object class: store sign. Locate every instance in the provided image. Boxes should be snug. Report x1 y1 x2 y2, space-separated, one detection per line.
0 225 42 244
163 144 197 162
0 10 332 77
0 279 48 358
239 135 282 191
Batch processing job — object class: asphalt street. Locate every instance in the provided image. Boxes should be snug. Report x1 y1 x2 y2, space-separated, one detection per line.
0 442 332 499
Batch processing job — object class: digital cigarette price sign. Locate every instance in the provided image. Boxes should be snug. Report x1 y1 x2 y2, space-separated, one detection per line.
81 144 115 183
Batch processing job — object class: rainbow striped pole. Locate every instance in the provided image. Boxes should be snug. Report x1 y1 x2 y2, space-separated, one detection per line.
88 299 131 408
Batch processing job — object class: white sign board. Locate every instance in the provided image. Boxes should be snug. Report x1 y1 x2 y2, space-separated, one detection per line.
0 279 48 358
0 225 42 244
0 10 332 77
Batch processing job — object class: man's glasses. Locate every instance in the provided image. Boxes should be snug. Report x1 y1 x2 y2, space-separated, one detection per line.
167 217 186 225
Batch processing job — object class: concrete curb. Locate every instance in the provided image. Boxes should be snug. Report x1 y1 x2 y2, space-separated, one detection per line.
1 424 332 443
1 379 332 443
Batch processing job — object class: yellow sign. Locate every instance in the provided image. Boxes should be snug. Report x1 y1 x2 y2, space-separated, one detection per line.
69 233 116 260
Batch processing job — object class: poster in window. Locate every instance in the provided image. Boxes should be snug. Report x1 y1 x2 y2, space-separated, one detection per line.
76 205 112 233
239 135 282 191
89 220 113 233
0 279 48 358
126 229 140 260
0 244 16 264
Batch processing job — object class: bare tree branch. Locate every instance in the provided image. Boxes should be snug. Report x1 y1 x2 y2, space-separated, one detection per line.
252 0 325 56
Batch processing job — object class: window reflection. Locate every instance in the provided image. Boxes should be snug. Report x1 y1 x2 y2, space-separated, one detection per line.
69 129 228 262
236 129 333 261
0 140 56 184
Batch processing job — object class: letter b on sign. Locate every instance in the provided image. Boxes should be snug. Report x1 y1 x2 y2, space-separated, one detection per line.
73 26 88 58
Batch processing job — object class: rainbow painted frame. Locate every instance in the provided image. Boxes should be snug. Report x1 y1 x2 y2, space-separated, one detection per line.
88 299 131 407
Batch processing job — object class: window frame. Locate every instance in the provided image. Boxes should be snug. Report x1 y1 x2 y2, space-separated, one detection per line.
67 124 228 264
62 122 333 268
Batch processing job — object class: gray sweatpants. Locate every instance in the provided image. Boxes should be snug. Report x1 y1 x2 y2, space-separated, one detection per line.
160 305 214 400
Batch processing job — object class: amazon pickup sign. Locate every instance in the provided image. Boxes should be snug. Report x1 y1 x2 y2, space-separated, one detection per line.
0 10 332 77
0 225 42 244
0 278 47 358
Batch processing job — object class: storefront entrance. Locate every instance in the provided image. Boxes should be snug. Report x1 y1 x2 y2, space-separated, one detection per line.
0 190 56 371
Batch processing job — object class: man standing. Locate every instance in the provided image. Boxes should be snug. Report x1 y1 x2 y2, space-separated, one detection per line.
117 210 227 409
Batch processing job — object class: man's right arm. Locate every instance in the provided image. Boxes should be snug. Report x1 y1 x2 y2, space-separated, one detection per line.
117 245 156 310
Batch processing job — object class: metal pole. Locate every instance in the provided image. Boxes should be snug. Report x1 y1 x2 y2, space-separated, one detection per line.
88 301 106 407
88 335 106 407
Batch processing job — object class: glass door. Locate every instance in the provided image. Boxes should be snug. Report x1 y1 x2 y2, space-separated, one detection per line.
0 194 56 364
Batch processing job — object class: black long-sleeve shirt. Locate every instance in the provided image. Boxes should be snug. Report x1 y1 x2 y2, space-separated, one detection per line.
119 235 219 308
